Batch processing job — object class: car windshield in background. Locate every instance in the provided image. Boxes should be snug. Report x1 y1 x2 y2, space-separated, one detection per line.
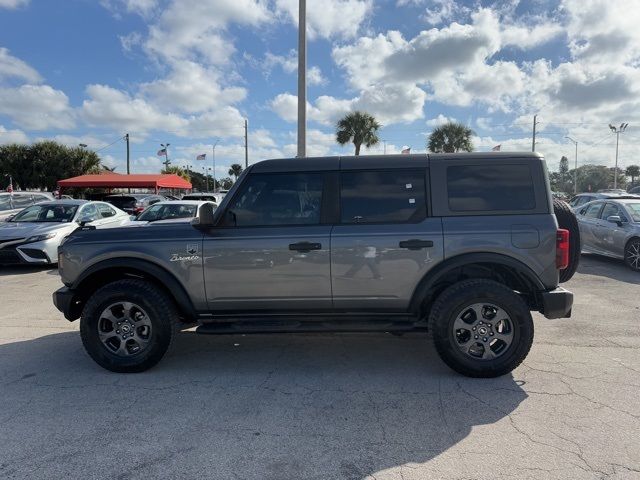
182 195 217 201
626 203 640 222
0 196 11 212
11 204 78 223
137 204 197 222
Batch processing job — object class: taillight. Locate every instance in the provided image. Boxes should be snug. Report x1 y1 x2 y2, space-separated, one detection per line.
556 229 569 270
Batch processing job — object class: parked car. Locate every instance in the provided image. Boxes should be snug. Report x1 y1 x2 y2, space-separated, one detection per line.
575 198 640 271
628 186 640 194
0 200 129 265
0 191 54 221
181 192 222 204
568 192 640 209
104 194 165 215
54 152 575 377
129 201 215 224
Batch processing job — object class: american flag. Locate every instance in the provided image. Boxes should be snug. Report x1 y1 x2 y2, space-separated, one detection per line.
401 146 411 154
196 153 206 160
492 144 501 151
157 148 167 157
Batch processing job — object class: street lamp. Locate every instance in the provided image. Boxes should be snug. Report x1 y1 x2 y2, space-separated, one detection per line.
161 143 171 168
608 123 628 189
565 136 578 194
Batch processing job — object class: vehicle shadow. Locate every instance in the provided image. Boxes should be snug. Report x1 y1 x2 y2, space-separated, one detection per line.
577 253 640 284
0 265 57 276
0 330 527 479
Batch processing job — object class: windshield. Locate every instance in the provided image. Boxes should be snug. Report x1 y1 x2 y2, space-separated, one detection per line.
11 204 78 223
105 196 139 209
626 203 640 222
0 196 11 212
137 203 197 222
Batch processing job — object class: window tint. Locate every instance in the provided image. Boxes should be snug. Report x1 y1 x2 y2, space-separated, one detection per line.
32 194 51 203
447 165 535 212
12 194 34 208
98 203 117 218
224 173 323 227
340 170 426 224
584 202 603 219
79 204 100 222
0 195 11 212
601 203 626 221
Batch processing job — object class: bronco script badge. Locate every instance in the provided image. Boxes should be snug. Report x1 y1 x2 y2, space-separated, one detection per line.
170 243 200 262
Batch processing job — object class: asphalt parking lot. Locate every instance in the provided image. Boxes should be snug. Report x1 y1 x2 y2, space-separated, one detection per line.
1 255 639 480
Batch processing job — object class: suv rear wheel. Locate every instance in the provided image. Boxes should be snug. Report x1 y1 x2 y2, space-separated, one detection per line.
553 198 580 283
429 279 534 378
80 279 177 372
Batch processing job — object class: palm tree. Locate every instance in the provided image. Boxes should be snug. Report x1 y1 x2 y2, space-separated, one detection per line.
102 165 117 172
336 111 381 155
626 165 640 187
427 122 475 153
228 164 243 181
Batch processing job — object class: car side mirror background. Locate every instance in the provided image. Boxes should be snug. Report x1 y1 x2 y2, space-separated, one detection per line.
607 215 624 226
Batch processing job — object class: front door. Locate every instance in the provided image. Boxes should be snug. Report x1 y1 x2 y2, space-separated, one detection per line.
202 171 332 313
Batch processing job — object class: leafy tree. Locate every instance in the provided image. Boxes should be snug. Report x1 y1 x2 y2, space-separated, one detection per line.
0 141 101 191
568 165 626 193
625 165 640 187
427 122 475 153
218 177 234 190
336 111 381 155
161 165 190 182
228 164 243 181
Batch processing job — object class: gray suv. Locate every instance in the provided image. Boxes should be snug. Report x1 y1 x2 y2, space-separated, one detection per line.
53 153 574 377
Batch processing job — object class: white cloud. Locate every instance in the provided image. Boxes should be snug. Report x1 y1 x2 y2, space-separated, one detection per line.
0 85 74 130
0 125 28 144
0 48 41 83
275 0 373 39
262 50 298 74
0 0 29 9
307 66 326 86
426 114 456 127
270 93 299 123
141 61 246 114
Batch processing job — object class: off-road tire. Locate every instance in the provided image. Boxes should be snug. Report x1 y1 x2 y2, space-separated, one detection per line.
80 279 178 373
429 279 534 378
553 198 580 283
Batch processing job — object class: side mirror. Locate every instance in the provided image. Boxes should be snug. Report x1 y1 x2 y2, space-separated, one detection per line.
607 215 624 226
77 215 93 226
192 203 216 229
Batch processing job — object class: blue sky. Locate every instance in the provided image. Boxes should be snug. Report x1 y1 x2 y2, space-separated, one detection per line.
0 0 639 178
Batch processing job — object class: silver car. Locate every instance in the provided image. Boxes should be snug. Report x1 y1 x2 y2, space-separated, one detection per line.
0 200 129 265
128 200 215 225
0 191 55 221
576 198 640 271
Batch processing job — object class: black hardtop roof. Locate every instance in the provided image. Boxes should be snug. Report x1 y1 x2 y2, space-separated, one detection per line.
251 152 545 173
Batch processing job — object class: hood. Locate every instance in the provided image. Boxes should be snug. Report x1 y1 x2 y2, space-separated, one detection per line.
0 221 75 240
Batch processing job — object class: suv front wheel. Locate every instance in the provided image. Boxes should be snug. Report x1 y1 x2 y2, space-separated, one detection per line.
429 279 534 378
80 279 178 372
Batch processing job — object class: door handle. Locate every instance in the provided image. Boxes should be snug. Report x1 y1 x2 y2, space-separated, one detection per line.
399 239 434 250
289 242 322 252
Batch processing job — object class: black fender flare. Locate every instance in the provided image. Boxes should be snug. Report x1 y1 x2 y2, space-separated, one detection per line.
409 252 546 313
72 257 197 319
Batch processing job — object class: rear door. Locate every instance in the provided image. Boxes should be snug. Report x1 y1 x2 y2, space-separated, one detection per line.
579 201 605 253
331 158 444 311
202 170 333 312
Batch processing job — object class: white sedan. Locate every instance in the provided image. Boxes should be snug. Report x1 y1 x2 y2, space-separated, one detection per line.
0 200 129 265
128 200 216 225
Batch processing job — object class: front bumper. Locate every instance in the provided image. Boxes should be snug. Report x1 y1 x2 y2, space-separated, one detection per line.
0 238 57 265
539 287 573 319
53 286 82 321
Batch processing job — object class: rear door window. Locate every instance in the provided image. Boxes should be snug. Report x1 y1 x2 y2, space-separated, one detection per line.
447 165 535 212
584 202 604 219
12 194 34 209
98 203 117 218
340 170 426 224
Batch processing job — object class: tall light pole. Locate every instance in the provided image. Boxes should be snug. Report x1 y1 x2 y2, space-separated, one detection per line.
161 143 171 168
609 123 628 189
297 0 306 158
212 140 219 192
565 136 578 194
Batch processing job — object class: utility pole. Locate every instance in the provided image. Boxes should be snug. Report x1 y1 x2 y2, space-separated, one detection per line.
203 167 209 192
125 133 130 174
244 119 249 169
161 143 171 169
532 115 538 152
609 123 628 189
297 0 306 158
212 140 218 192
565 136 578 194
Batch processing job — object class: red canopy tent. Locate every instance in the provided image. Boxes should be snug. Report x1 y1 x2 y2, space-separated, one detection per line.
58 173 192 193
